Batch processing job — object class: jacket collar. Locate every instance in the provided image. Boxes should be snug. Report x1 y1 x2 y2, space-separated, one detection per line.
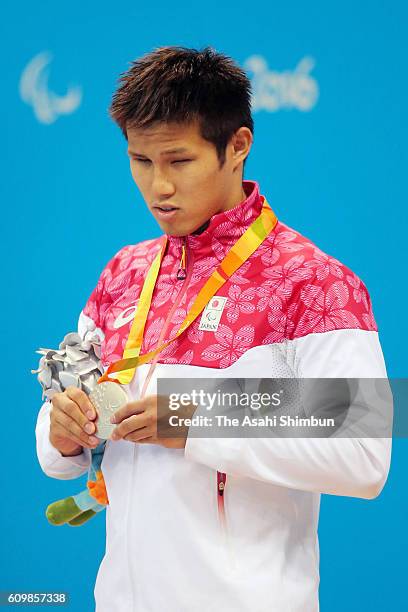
166 180 264 261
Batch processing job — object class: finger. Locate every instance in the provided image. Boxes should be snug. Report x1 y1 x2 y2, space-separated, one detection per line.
52 411 99 449
53 424 97 450
111 399 147 425
134 435 155 444
65 386 96 420
53 391 97 435
123 426 156 443
111 411 154 440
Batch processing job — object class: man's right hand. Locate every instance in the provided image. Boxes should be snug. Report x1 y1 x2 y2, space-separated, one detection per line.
49 386 99 456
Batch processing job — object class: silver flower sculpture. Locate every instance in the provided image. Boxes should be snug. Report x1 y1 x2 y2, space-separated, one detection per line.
32 327 104 400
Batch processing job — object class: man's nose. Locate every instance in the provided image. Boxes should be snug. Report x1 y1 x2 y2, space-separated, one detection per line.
151 168 175 198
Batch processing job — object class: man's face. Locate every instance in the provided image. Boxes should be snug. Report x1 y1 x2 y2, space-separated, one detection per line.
126 119 245 237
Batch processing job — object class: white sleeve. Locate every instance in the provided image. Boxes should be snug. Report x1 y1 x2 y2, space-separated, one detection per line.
184 329 393 500
34 310 103 480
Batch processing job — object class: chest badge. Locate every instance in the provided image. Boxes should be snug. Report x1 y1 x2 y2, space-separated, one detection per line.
198 296 227 332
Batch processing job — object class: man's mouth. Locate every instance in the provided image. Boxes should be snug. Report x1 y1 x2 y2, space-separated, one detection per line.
153 205 178 212
152 205 179 220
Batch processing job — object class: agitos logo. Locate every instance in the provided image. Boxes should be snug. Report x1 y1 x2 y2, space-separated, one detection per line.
19 51 82 124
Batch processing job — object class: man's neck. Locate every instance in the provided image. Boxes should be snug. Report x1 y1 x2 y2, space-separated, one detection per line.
191 184 247 236
221 185 247 213
191 219 210 235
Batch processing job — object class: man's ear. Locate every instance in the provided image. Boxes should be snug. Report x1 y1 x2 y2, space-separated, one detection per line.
231 127 253 171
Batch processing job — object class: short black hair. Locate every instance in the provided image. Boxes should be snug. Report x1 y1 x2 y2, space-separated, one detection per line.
109 45 254 167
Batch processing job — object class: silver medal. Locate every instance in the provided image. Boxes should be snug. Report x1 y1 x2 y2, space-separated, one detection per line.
89 381 128 440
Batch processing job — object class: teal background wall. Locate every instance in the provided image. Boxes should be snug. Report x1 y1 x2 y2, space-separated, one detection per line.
1 1 406 609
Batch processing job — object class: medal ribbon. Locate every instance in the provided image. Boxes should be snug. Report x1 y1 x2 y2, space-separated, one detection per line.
98 197 278 385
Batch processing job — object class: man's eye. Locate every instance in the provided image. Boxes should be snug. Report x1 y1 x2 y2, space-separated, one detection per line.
131 158 192 164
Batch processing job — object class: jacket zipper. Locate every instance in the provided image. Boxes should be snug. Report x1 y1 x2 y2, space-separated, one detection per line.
217 471 236 573
141 237 229 528
176 240 187 280
217 471 227 530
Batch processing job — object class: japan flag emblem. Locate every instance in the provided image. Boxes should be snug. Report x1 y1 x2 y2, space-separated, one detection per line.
198 296 227 332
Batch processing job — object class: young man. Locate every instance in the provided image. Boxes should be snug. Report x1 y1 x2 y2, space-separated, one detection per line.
35 46 392 611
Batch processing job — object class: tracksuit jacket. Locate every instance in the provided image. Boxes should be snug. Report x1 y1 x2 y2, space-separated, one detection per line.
35 179 392 611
